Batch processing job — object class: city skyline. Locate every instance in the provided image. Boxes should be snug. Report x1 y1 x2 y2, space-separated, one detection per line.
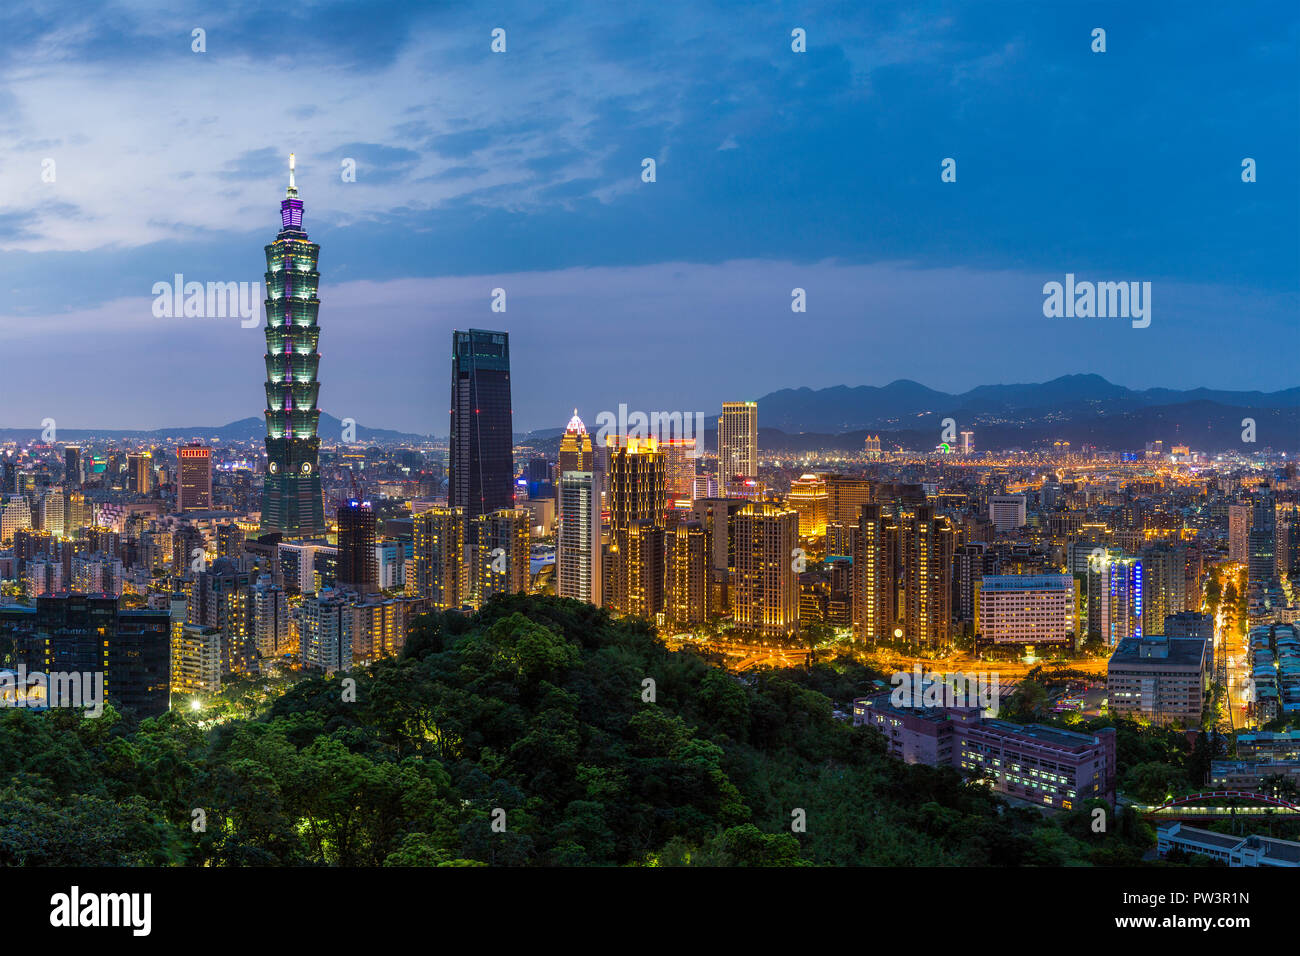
4 0 1300 898
0 1 1294 434
0 370 1293 453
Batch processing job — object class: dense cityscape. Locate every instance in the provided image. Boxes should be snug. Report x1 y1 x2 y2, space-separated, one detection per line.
0 160 1296 878
0 3 1295 939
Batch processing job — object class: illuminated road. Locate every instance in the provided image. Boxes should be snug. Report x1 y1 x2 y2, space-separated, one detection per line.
1215 568 1253 731
667 635 1110 682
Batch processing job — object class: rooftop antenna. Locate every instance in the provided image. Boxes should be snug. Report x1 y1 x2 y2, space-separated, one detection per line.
287 152 298 197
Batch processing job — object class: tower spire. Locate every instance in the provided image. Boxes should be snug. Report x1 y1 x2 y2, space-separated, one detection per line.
262 154 324 538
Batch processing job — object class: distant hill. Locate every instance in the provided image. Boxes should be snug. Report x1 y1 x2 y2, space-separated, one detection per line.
743 402 1298 453
0 413 430 445
753 375 1300 433
521 376 1298 455
2 375 1294 451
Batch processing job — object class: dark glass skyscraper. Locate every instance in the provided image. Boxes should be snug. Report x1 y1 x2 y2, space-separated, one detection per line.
65 446 83 488
448 329 514 518
337 499 379 595
261 154 326 538
36 594 171 718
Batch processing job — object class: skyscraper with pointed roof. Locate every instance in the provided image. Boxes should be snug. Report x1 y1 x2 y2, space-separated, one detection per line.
260 154 326 538
556 410 601 604
558 409 594 477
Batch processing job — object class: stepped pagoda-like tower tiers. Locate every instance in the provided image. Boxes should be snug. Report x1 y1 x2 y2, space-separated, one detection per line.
260 153 326 537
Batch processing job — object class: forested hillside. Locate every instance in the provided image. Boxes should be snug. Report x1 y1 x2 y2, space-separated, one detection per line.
0 595 1153 866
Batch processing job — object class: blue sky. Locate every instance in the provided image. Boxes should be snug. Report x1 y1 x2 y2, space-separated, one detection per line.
0 0 1295 434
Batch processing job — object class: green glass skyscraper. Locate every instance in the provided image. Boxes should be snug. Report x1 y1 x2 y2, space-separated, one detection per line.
260 154 326 538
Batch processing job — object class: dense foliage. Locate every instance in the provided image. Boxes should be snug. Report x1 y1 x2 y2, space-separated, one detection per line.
0 595 1155 866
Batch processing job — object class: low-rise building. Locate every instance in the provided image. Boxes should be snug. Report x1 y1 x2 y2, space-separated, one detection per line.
853 693 1116 810
1157 823 1300 867
1208 759 1300 790
1237 730 1300 762
1107 634 1207 726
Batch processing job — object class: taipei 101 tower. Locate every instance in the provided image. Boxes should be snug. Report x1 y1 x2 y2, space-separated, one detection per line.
260 154 326 537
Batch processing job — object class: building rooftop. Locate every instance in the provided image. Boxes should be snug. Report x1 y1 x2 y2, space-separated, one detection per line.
980 720 1106 749
1246 834 1300 864
1160 825 1247 851
1238 730 1300 742
1211 759 1300 773
1109 635 1206 669
978 573 1073 591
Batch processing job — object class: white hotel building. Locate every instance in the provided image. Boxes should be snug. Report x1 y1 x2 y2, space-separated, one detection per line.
976 573 1077 649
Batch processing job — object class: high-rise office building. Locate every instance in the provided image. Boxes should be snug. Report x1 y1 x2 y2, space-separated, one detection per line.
954 541 996 624
557 471 602 605
556 409 596 532
604 438 666 616
253 576 293 658
717 401 758 486
468 508 530 606
975 574 1076 648
732 502 799 639
172 524 204 575
1248 495 1277 588
0 496 32 546
177 443 212 512
71 553 125 596
64 446 83 488
557 410 595 479
336 500 379 595
172 624 222 698
64 491 90 536
988 495 1027 532
127 452 153 494
1228 504 1252 564
606 520 665 619
788 473 828 545
606 437 666 531
23 558 62 597
1279 511 1300 578
411 506 466 609
190 559 255 676
34 594 171 718
853 503 898 643
692 474 718 500
300 591 350 673
261 154 326 538
1100 556 1144 647
666 520 711 625
662 437 698 502
825 475 874 528
448 329 514 519
691 497 748 612
217 522 245 559
1141 542 1193 637
39 490 64 537
376 538 409 592
824 474 873 559
900 505 955 648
